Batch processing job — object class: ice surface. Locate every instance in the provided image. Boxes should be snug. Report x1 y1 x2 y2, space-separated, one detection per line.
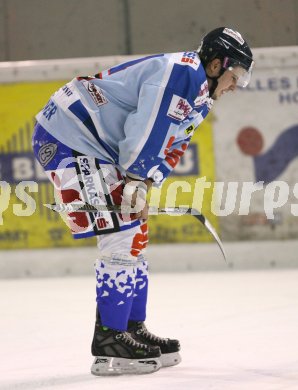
0 270 298 390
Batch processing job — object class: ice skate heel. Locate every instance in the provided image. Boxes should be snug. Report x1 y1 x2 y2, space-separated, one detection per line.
159 351 181 367
128 321 181 368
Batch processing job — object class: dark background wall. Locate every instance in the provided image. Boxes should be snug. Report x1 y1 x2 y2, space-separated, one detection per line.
0 0 297 61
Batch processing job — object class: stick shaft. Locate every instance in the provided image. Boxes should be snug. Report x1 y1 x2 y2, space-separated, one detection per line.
44 202 226 262
45 202 199 215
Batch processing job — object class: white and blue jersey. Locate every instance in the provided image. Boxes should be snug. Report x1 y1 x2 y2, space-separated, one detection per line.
36 51 213 183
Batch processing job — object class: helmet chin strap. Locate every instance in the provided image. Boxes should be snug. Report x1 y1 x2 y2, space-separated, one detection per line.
207 76 219 98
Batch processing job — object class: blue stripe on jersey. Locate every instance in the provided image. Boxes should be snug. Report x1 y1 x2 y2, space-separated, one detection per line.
68 100 119 163
167 60 206 100
172 136 191 146
120 220 140 231
157 163 172 180
127 62 202 176
108 54 164 75
73 230 97 239
126 87 179 177
125 62 207 178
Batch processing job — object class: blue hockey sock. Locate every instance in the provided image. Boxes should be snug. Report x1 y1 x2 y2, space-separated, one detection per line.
129 256 148 322
95 257 137 331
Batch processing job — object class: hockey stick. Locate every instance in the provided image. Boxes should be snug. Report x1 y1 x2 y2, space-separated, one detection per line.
44 203 227 262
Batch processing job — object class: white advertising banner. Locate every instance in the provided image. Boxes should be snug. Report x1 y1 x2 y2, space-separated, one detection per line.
212 47 298 240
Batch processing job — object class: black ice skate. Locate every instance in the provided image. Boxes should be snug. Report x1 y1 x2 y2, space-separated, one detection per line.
128 321 181 367
91 316 161 375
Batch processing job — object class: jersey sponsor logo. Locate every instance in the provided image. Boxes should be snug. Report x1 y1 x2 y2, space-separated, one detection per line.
167 95 192 121
194 80 210 107
223 28 245 45
38 143 58 167
194 95 213 111
78 157 103 206
180 52 200 70
77 156 114 232
82 81 108 107
199 81 209 97
79 157 92 177
181 52 198 64
185 124 195 135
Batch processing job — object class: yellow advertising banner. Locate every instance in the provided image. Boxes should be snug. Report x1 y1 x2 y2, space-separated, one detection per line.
0 82 218 249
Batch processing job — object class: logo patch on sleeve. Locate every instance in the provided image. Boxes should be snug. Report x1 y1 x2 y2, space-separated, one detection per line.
167 95 192 121
38 143 58 167
180 52 200 70
82 81 108 106
185 124 195 135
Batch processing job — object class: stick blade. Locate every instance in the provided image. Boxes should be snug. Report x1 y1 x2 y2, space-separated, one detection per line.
191 210 227 262
204 218 227 262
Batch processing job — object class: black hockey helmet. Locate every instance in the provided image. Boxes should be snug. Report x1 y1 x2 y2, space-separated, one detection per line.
197 27 254 87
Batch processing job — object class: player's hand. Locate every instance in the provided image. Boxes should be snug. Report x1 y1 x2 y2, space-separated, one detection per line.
121 176 152 221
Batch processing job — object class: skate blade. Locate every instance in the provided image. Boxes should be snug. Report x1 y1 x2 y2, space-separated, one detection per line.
91 356 161 376
160 352 182 367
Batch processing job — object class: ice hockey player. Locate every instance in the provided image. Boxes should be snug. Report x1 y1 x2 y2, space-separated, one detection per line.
32 27 254 375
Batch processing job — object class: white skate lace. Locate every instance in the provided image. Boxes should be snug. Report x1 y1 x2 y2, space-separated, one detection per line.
136 325 168 344
117 332 148 349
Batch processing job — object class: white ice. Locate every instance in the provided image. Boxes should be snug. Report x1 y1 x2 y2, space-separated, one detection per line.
1 270 298 390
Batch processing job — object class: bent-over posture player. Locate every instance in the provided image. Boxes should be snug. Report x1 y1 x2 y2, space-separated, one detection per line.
33 27 254 375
